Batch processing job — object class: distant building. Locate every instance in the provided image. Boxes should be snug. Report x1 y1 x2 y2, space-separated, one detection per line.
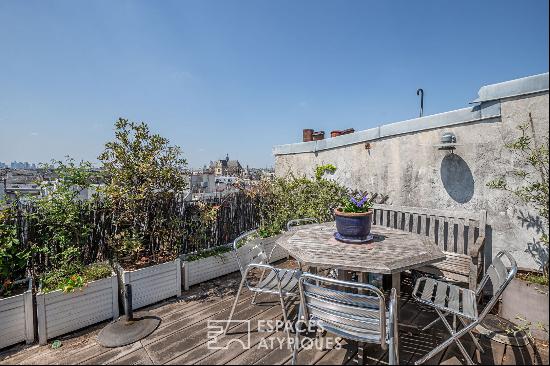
189 173 216 193
210 154 243 177
3 170 41 201
10 161 37 170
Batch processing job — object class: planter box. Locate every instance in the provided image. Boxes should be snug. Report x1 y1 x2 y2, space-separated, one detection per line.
36 273 118 345
116 258 182 311
0 278 34 349
182 234 288 291
500 276 549 341
183 248 239 290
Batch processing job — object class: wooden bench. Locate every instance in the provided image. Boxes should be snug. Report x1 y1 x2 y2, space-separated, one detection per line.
372 204 487 291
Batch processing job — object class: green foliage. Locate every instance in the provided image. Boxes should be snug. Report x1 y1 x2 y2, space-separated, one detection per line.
98 118 188 264
41 262 112 293
315 164 337 181
487 113 549 278
252 166 348 238
32 158 96 273
0 202 32 296
185 245 232 262
340 192 375 213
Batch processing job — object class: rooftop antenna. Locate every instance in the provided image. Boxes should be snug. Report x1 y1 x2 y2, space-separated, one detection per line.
417 88 424 117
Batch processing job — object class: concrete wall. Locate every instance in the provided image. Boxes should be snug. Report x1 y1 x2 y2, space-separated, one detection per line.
273 73 549 271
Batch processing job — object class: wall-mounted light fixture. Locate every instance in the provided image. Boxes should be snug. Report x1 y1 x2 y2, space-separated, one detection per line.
434 132 460 152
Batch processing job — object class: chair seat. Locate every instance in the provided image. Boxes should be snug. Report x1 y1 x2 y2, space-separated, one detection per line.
256 269 301 295
412 277 478 320
417 252 471 283
312 311 391 344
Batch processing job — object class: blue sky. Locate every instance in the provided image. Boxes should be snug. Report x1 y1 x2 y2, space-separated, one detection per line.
0 0 548 169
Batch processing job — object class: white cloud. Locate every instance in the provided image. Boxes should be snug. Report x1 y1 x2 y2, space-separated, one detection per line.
30 132 39 136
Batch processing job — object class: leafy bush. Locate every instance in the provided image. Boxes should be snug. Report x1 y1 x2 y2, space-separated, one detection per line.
41 262 112 293
0 202 32 297
31 158 97 275
185 245 233 262
251 167 348 238
99 118 188 265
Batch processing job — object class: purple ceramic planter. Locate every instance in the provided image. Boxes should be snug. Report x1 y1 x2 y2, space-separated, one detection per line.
334 209 373 242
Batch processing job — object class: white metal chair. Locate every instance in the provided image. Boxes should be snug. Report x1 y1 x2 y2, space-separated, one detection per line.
412 250 517 365
225 230 301 338
292 273 399 365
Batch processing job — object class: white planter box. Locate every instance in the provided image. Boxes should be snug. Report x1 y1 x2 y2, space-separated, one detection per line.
183 249 239 290
182 234 288 290
0 278 34 349
36 273 118 345
116 258 182 311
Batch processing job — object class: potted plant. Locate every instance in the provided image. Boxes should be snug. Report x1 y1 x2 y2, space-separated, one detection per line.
36 262 119 345
334 192 375 243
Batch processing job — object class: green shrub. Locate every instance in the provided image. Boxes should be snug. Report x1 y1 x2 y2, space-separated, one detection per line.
252 167 348 238
185 246 233 262
0 201 32 297
41 262 112 293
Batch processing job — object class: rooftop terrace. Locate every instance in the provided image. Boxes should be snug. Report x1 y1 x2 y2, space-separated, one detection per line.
1 259 547 365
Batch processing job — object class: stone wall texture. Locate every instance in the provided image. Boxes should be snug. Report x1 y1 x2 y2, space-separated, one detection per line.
274 90 549 271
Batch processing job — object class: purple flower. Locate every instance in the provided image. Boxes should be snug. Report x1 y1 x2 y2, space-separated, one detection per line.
349 193 369 208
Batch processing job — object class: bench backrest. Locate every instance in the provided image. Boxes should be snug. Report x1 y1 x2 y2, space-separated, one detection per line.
372 204 487 256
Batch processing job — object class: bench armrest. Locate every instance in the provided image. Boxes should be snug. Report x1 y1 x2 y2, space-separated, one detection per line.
468 235 485 258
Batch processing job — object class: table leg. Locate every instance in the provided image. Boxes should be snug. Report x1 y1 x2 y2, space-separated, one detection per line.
336 270 352 291
392 272 401 311
358 272 369 295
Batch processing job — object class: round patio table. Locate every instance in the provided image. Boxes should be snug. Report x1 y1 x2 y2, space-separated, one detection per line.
275 222 446 298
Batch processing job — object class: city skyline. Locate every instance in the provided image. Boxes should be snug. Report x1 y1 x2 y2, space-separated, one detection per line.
1 0 548 168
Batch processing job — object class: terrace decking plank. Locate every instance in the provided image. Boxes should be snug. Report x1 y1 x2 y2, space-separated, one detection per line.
253 341 292 365
141 291 253 347
109 347 153 365
225 329 290 365
502 343 546 365
314 339 357 365
144 294 259 364
165 301 280 365
195 305 285 365
473 338 506 365
80 341 143 365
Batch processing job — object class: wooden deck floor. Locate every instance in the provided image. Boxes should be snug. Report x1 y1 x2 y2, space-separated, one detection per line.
1 263 548 365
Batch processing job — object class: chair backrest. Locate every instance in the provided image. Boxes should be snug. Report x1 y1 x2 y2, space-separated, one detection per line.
372 204 487 255
477 251 517 318
287 218 319 231
233 229 268 276
298 273 393 346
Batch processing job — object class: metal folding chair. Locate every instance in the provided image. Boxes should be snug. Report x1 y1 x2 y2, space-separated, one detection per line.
292 273 399 365
412 250 517 365
225 230 301 339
